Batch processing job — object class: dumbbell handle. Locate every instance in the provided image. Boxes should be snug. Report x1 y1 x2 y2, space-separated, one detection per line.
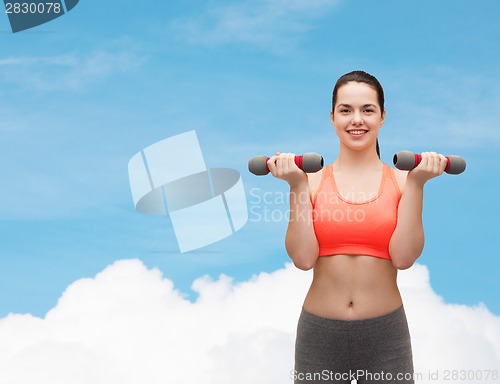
248 152 324 176
393 150 466 174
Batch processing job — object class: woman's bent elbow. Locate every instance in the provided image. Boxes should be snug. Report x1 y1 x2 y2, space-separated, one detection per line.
292 258 316 271
290 249 318 270
285 239 318 270
391 256 415 270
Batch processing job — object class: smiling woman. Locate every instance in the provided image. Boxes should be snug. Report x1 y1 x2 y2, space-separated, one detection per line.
266 70 450 384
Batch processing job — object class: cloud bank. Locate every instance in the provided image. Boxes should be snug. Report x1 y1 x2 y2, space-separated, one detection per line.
0 259 498 384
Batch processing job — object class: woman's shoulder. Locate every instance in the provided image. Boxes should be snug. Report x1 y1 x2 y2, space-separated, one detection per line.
387 164 408 194
307 163 330 200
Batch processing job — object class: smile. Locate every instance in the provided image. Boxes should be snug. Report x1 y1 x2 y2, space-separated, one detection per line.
347 130 368 136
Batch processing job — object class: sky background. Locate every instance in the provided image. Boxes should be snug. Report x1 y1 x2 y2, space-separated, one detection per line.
0 1 499 382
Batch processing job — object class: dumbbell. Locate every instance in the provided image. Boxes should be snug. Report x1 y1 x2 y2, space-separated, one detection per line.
393 150 466 174
248 152 324 175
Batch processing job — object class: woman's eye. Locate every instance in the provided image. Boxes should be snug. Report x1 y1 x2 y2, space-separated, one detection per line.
364 109 375 113
340 109 350 113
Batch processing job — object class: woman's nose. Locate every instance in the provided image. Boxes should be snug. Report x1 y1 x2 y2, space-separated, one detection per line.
351 111 363 125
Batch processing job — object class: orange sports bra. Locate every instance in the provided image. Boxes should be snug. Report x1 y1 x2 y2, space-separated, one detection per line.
312 163 402 259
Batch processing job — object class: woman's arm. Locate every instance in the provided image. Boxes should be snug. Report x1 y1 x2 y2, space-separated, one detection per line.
284 180 319 270
267 153 319 270
389 152 448 270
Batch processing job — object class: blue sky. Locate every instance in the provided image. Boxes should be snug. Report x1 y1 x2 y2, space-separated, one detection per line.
1 0 499 323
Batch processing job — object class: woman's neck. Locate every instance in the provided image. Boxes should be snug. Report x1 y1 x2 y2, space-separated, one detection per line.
334 144 382 172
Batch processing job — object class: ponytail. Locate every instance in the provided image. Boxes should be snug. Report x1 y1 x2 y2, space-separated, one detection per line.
376 138 380 158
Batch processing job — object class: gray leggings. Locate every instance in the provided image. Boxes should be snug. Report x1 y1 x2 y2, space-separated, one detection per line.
294 306 414 384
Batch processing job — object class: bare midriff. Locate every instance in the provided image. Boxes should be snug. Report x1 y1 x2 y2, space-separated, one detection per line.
302 254 403 320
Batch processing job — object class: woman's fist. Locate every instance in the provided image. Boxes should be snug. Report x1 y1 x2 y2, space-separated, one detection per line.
267 152 308 187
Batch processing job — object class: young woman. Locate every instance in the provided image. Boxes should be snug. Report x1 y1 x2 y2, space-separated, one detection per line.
267 71 447 384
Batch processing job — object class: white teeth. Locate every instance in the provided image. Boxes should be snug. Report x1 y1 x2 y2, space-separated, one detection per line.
349 130 367 135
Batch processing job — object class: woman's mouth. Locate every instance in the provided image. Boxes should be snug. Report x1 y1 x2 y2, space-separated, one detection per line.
347 130 368 137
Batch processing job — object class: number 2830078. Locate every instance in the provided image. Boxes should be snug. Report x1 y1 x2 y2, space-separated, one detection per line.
5 2 62 14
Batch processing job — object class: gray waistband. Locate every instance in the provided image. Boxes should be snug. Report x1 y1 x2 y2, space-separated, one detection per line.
299 305 407 330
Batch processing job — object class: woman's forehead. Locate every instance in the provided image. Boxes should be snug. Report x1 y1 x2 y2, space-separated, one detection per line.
336 82 378 104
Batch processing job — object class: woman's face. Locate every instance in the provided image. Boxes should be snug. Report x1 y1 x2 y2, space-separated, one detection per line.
331 81 385 153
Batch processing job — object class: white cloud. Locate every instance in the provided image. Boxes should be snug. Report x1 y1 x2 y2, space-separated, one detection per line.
170 0 341 52
0 49 144 92
0 259 498 384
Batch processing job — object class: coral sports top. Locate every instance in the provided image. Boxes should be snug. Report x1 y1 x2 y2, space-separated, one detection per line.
312 163 402 259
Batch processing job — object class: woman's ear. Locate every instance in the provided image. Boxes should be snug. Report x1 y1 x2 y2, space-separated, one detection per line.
381 109 386 125
330 109 335 126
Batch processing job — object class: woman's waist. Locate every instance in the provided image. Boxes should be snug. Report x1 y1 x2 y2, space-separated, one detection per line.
299 304 407 329
304 255 402 320
303 286 403 320
313 254 398 283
